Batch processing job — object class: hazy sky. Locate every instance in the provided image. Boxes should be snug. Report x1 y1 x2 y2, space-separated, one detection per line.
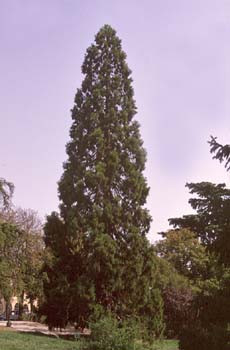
1 0 229 241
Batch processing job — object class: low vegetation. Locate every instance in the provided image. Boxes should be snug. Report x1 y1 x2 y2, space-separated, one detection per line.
0 328 80 350
0 328 178 350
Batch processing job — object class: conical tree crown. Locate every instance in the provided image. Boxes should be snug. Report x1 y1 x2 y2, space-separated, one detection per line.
59 24 151 239
44 26 164 334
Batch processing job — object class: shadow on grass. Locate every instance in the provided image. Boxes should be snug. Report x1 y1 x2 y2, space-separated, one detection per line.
18 330 84 341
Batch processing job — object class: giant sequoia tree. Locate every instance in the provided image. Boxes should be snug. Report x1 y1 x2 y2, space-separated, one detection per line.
44 25 163 335
59 25 151 236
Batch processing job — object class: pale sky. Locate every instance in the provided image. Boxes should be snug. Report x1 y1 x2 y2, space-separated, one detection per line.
1 0 229 241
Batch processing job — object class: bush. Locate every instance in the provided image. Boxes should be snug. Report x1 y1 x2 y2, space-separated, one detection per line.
81 315 143 350
179 325 230 350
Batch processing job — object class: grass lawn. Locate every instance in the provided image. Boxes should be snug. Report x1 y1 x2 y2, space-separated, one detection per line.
0 327 81 350
150 339 179 349
0 327 178 350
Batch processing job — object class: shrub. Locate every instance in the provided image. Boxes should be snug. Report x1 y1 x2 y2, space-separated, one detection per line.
82 315 142 350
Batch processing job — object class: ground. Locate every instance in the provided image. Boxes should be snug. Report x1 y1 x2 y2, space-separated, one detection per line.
0 321 179 350
0 320 77 336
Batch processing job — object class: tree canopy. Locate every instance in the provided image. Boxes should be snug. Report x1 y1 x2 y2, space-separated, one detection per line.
209 136 230 171
0 178 44 321
169 182 230 266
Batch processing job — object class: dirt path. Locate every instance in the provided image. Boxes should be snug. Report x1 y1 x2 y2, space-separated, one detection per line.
0 320 76 337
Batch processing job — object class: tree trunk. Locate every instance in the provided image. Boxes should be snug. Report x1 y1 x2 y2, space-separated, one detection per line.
6 300 12 327
18 290 25 320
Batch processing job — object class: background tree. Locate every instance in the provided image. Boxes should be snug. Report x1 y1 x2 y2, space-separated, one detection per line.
156 229 210 280
169 139 230 349
0 179 44 320
169 182 230 266
2 208 44 318
0 222 24 325
155 228 224 337
44 25 164 336
155 231 205 337
13 208 44 317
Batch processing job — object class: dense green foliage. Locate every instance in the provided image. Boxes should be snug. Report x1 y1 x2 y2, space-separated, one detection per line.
81 315 179 350
81 315 138 350
0 222 24 322
162 139 230 349
43 25 164 337
155 230 198 336
156 229 210 280
169 182 230 265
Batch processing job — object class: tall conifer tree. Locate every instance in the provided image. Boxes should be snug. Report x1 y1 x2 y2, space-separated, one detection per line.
44 25 163 335
59 24 151 237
